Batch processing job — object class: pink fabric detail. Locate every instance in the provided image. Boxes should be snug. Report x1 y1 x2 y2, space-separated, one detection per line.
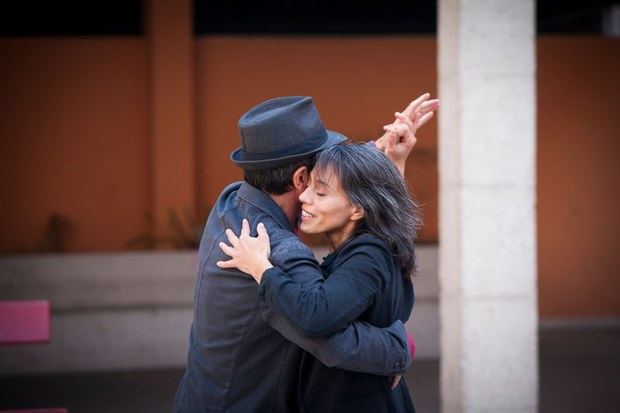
0 409 68 413
0 300 50 345
407 332 416 359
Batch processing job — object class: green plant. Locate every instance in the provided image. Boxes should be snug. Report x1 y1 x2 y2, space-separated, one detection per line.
126 207 207 250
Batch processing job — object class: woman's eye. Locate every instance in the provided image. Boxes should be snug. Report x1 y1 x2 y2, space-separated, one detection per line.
316 192 326 197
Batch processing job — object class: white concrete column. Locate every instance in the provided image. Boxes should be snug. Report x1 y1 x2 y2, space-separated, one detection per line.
438 1 538 412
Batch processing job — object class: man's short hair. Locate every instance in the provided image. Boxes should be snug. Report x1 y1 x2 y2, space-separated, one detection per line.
244 155 316 195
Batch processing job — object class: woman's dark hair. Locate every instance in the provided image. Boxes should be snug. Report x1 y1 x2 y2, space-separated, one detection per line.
314 142 422 277
244 155 316 195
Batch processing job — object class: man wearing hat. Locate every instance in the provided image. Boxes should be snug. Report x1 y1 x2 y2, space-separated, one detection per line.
174 95 438 412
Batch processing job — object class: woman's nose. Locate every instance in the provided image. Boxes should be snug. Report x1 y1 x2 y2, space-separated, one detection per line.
299 187 311 204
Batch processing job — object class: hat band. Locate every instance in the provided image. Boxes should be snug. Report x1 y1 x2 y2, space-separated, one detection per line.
242 128 328 161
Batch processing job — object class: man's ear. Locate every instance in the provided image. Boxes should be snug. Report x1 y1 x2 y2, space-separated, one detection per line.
292 166 309 190
351 205 365 222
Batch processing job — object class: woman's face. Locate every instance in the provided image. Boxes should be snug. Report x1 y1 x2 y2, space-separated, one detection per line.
298 166 363 247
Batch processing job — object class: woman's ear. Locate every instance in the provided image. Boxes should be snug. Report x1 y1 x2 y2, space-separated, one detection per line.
351 205 365 221
292 166 309 190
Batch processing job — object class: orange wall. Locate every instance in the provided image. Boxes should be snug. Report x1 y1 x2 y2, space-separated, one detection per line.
537 37 620 318
194 37 438 242
0 39 151 252
0 36 618 318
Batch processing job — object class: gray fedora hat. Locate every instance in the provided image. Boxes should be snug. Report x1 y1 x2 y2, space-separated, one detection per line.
230 96 347 170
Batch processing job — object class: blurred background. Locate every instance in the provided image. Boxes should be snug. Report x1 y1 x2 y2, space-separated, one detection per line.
0 0 618 412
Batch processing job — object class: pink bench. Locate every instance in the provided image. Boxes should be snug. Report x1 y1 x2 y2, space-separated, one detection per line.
0 300 67 413
0 301 50 345
1 410 68 413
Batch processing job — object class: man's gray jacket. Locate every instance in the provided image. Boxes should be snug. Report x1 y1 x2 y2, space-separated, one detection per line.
173 182 411 412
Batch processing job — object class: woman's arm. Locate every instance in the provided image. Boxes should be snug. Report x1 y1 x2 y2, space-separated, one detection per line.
259 241 392 338
218 221 393 338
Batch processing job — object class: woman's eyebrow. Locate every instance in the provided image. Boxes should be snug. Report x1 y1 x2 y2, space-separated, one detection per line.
315 179 333 190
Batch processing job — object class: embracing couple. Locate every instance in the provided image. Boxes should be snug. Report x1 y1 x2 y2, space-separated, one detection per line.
174 93 439 412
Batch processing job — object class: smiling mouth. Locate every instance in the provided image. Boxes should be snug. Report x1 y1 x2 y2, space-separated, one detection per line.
301 209 316 219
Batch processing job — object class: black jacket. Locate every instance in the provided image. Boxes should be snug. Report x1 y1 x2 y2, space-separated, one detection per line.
174 183 412 412
259 233 416 412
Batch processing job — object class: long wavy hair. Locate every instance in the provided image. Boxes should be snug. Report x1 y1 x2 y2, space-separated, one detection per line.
313 142 422 277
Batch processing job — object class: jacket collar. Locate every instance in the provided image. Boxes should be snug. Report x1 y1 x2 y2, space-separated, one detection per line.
237 182 294 233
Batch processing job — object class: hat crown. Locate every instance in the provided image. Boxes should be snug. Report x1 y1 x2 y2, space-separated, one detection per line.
238 96 324 155
230 96 346 170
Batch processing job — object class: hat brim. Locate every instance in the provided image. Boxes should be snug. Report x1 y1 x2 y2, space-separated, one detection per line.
230 130 347 170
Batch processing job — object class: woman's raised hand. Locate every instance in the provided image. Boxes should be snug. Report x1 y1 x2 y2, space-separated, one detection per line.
216 219 273 283
375 93 440 174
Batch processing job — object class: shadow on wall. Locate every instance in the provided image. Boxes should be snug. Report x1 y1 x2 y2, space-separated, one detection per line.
37 213 74 253
126 208 207 251
18 208 208 254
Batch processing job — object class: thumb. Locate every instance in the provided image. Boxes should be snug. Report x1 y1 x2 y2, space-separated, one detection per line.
216 259 236 268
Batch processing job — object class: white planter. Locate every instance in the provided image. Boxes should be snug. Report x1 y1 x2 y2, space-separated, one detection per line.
0 251 197 375
0 246 441 375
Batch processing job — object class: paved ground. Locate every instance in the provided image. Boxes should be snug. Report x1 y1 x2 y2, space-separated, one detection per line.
1 328 618 412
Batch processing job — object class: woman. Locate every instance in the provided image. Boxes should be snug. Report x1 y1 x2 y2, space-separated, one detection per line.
218 142 421 412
